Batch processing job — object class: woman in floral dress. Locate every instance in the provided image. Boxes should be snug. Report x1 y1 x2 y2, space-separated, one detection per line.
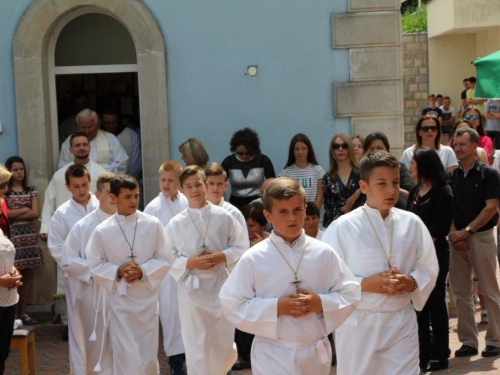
5 156 42 325
322 133 360 228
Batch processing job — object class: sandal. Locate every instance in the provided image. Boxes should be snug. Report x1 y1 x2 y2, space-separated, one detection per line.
20 314 37 325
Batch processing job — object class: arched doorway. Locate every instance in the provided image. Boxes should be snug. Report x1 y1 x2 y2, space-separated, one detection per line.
13 0 169 304
14 0 169 204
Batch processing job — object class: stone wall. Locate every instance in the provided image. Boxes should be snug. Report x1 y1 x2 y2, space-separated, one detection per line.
402 33 429 147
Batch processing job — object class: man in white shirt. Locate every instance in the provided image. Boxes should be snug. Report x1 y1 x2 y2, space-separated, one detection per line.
58 109 128 173
219 177 360 374
86 174 170 375
63 172 116 375
144 161 187 374
165 165 248 375
48 164 99 373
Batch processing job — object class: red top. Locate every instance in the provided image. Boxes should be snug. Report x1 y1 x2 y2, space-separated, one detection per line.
0 199 9 238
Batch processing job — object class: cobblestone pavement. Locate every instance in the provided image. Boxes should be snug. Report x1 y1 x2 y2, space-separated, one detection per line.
5 307 500 375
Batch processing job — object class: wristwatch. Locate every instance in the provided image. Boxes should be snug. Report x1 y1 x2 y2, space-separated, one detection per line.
465 226 474 234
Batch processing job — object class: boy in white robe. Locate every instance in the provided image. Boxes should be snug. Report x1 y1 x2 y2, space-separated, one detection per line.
165 165 248 375
322 151 439 375
219 177 361 375
63 172 116 375
48 164 99 375
86 174 170 375
144 161 187 374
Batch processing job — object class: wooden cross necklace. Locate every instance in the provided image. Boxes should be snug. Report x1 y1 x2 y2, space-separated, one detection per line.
269 237 306 293
187 204 212 252
115 214 139 262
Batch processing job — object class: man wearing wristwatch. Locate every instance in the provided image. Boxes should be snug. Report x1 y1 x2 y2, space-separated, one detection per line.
449 127 500 358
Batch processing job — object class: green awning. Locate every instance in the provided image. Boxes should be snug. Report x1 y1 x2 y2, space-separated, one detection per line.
472 50 500 99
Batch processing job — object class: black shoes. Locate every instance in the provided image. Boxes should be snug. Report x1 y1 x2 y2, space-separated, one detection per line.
455 345 478 357
169 353 186 375
424 359 449 372
62 326 69 341
482 346 500 357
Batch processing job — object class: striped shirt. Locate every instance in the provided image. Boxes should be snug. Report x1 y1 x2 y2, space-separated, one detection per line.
279 164 325 202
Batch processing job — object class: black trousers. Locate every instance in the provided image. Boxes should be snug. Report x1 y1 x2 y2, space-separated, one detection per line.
418 252 450 361
0 304 16 375
235 329 254 362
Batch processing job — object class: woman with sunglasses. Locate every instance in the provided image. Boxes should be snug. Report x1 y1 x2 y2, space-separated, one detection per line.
4 156 42 325
401 115 458 174
322 133 360 227
407 148 453 372
221 128 275 209
448 120 489 164
278 133 325 209
463 106 494 164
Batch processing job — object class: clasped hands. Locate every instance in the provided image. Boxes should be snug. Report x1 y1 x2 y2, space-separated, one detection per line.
186 249 226 270
0 266 23 289
118 262 143 283
362 265 414 295
448 230 470 252
277 287 323 318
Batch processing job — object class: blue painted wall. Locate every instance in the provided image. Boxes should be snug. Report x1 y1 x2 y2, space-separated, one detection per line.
0 0 350 177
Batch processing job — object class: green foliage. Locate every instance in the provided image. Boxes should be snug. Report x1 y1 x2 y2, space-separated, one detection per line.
402 4 428 33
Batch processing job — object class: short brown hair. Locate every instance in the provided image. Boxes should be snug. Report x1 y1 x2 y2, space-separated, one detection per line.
204 162 227 179
360 151 400 182
262 177 306 212
159 160 183 176
65 164 91 185
241 203 267 227
110 174 138 196
96 172 116 192
179 165 206 187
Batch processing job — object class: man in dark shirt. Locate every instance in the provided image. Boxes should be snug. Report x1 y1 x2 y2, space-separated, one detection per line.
449 128 500 358
422 94 443 124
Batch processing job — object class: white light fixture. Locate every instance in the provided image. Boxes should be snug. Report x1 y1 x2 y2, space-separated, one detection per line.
247 65 258 77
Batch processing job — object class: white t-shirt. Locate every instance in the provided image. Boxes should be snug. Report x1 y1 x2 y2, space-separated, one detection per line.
400 145 458 170
279 163 325 202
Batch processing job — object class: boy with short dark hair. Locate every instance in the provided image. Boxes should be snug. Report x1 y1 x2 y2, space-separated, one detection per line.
86 174 170 374
220 177 360 374
144 160 187 374
323 151 439 374
48 164 99 374
304 201 323 240
166 165 248 374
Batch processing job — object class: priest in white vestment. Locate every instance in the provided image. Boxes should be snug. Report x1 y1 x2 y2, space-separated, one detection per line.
86 175 170 375
62 173 116 375
219 178 360 375
144 160 188 371
322 151 439 375
58 109 128 173
165 166 248 375
48 165 99 375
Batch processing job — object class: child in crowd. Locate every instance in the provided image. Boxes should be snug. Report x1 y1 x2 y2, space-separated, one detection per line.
303 201 323 240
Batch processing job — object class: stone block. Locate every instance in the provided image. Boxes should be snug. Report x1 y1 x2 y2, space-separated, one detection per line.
421 42 428 51
414 59 422 67
332 12 401 49
348 0 400 12
406 43 420 51
404 108 414 116
404 59 413 68
419 34 428 42
416 75 428 83
404 76 416 84
352 116 404 149
403 92 414 100
403 68 413 76
402 34 415 43
415 92 427 99
403 52 410 59
405 101 417 109
334 81 402 117
350 47 401 81
419 83 429 92
419 67 428 75
409 84 418 92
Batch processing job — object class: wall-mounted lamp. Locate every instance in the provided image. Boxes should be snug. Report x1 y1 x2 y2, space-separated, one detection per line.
247 65 258 77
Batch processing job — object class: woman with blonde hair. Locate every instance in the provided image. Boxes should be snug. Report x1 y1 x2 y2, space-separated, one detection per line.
178 138 209 168
351 134 365 161
322 133 360 227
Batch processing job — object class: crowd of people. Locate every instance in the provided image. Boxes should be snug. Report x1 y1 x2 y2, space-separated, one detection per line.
0 84 500 374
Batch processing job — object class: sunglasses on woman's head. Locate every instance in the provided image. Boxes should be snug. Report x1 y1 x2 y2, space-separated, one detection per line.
464 114 480 121
333 143 349 150
420 126 438 133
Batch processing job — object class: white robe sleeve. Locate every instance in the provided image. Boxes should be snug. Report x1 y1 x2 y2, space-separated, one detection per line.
63 224 92 284
47 211 68 266
58 137 72 169
223 216 248 270
318 249 361 333
165 222 189 283
40 178 57 234
219 255 280 339
126 129 142 179
86 229 120 294
107 134 129 174
408 219 439 311
138 221 171 291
